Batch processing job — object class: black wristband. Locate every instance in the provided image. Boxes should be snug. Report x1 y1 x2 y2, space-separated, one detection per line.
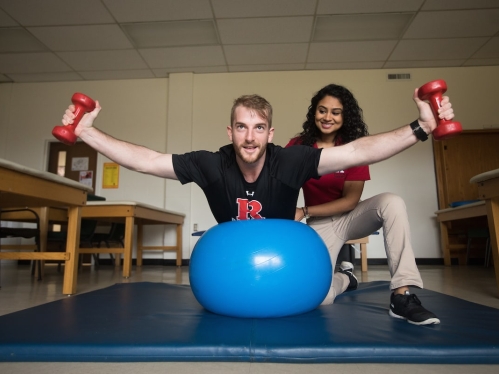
410 120 428 142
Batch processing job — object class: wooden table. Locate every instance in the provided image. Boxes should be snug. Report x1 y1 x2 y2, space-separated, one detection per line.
78 201 185 278
470 169 499 295
435 201 487 266
0 158 91 295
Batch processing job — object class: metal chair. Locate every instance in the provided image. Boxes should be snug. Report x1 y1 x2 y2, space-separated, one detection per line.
0 208 42 282
91 222 125 267
47 219 98 272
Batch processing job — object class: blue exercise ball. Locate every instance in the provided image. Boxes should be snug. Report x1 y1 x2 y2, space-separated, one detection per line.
189 219 332 318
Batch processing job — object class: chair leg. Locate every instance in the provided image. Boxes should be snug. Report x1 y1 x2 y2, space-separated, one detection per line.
105 241 116 264
30 260 42 281
31 239 42 281
485 237 492 267
92 253 100 269
360 243 368 272
78 254 84 271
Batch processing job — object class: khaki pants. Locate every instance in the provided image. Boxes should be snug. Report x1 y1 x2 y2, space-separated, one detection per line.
307 192 423 305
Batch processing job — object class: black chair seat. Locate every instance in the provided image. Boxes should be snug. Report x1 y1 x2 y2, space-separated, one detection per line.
1 208 42 282
1 227 39 238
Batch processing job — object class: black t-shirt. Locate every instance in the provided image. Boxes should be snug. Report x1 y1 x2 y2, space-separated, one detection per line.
172 143 322 223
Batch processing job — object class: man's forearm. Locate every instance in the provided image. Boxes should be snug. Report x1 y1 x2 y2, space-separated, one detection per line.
79 126 175 178
318 124 418 176
351 124 419 165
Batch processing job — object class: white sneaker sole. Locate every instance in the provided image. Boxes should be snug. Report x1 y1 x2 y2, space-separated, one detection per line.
339 261 354 272
389 309 441 325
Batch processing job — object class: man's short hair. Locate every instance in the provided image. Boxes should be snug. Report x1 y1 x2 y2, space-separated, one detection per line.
231 95 273 128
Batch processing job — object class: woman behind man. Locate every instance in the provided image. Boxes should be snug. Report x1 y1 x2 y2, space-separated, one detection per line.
286 84 440 325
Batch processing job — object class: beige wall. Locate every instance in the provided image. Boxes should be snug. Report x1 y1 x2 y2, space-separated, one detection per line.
0 83 13 160
1 66 499 261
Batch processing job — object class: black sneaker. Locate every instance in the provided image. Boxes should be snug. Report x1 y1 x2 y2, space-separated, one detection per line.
389 291 440 325
338 261 358 291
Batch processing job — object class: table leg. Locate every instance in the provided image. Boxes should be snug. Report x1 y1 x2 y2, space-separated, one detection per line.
36 207 49 279
176 223 183 267
122 216 134 278
439 221 451 266
136 224 143 267
485 197 499 296
62 206 81 295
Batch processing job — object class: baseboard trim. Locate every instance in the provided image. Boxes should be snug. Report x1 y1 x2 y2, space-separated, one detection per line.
95 259 190 267
14 258 464 267
352 258 445 266
94 258 447 267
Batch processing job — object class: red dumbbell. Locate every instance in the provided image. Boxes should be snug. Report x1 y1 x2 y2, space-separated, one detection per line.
52 93 96 145
417 80 462 141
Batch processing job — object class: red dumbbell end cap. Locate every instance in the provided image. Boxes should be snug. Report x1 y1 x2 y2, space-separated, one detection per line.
52 125 77 145
72 93 96 112
418 79 447 101
432 121 462 141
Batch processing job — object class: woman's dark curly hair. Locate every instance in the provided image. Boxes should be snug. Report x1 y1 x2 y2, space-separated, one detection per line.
297 84 369 146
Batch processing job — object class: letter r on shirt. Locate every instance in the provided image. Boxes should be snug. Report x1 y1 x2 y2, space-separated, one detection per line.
236 198 263 220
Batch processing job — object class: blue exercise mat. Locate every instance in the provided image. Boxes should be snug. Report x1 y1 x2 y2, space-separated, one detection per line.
1 281 499 363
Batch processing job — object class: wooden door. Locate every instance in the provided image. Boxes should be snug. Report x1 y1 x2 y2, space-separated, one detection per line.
48 142 98 191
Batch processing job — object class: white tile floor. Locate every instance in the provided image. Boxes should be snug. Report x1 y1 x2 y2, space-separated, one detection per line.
1 261 499 373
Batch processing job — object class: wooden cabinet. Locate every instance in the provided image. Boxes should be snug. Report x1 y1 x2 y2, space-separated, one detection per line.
433 129 499 264
433 129 499 210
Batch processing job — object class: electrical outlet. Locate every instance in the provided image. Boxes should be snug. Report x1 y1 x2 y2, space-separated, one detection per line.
193 223 198 231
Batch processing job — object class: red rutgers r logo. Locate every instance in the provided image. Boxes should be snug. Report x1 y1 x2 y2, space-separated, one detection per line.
236 198 263 220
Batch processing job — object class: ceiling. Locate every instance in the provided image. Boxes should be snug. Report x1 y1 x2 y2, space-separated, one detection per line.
0 0 498 84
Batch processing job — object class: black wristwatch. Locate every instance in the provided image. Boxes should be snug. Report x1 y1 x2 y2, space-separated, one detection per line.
410 120 428 142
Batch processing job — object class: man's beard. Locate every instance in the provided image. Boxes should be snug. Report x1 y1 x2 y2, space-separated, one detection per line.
234 143 266 164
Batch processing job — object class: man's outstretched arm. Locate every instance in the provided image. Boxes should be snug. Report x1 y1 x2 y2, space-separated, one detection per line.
317 88 455 176
62 101 177 180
